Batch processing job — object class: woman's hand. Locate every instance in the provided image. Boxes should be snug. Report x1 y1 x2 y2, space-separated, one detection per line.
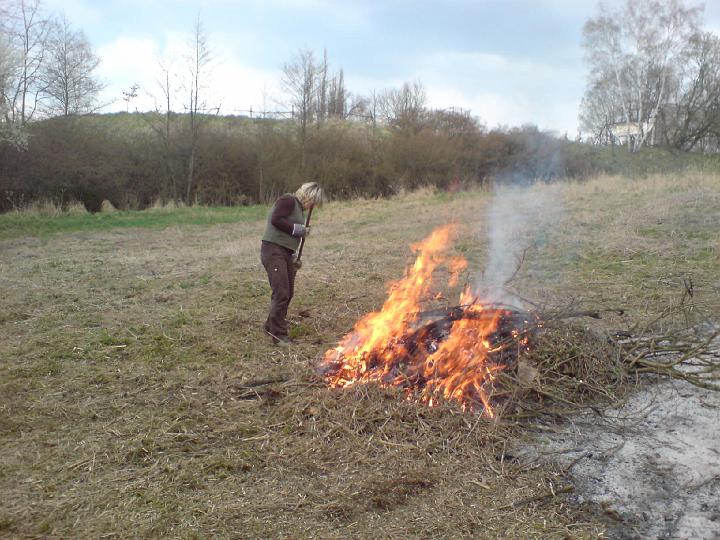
292 224 311 237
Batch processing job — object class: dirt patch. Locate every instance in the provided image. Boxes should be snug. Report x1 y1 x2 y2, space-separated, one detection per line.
519 333 720 539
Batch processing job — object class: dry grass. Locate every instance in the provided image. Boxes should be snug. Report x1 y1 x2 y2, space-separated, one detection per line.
7 199 87 217
151 198 187 210
1 173 719 539
506 173 720 327
100 199 117 213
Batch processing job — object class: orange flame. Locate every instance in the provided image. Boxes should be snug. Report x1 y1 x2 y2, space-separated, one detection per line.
321 225 521 417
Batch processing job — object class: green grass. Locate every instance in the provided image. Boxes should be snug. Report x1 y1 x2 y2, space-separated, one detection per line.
0 204 267 240
0 187 485 242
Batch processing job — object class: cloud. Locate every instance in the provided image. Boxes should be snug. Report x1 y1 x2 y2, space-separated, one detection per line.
415 50 584 134
96 33 283 114
424 87 524 128
344 52 582 134
95 35 581 133
96 37 160 110
421 50 581 92
43 0 103 28
208 55 283 115
425 86 580 135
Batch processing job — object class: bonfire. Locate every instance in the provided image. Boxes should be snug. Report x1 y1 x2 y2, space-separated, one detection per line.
320 225 539 416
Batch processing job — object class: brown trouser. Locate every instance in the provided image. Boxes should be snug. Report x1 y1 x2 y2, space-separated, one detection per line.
260 241 297 339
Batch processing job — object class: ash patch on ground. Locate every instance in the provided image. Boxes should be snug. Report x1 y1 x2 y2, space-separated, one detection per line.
519 336 720 539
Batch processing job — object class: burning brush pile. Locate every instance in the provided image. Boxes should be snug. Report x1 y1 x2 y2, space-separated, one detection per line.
320 225 555 417
318 225 719 417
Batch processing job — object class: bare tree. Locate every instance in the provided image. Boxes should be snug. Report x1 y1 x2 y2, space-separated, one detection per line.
149 57 181 201
183 15 212 204
282 48 318 168
316 48 328 124
0 24 25 146
425 107 481 138
121 83 139 112
42 15 103 116
377 80 427 131
327 69 351 118
581 0 702 151
2 0 53 127
660 32 720 150
579 71 626 145
365 89 379 127
142 15 213 204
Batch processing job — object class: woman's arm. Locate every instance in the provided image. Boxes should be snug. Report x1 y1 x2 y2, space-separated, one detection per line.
270 196 306 236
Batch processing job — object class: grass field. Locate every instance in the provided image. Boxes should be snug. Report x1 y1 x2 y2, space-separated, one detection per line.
0 204 267 241
1 174 719 538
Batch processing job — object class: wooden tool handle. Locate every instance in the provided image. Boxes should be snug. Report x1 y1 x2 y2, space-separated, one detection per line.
295 205 313 262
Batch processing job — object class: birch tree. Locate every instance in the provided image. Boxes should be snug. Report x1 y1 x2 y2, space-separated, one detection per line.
0 25 26 146
0 0 53 146
42 15 104 116
581 0 701 151
2 0 53 126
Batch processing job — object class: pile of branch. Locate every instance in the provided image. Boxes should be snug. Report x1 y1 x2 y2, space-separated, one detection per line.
617 329 720 391
318 297 719 420
409 303 539 365
409 302 720 416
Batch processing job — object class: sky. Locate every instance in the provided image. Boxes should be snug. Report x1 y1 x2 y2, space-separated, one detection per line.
42 0 720 136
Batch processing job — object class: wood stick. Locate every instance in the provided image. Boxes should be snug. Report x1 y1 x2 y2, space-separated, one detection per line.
497 485 574 510
295 205 313 263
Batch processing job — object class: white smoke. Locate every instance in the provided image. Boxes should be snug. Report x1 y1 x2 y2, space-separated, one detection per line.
475 183 562 305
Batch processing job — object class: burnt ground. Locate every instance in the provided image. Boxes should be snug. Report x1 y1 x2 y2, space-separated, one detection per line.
519 330 720 540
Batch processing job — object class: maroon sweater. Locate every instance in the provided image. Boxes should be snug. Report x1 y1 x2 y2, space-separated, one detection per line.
270 195 303 235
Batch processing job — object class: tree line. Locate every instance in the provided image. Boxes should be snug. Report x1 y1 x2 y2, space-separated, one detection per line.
5 109 718 213
2 0 720 213
0 110 576 212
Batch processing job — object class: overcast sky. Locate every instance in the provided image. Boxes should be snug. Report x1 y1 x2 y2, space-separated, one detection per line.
43 0 720 135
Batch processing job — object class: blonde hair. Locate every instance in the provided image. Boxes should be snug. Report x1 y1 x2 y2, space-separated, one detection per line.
295 182 326 207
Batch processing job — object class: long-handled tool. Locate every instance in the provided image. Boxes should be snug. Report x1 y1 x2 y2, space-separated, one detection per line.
294 205 313 265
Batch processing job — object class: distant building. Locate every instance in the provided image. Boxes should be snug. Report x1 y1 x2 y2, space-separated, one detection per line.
609 121 654 146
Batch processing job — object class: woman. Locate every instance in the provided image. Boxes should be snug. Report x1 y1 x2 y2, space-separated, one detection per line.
260 182 325 346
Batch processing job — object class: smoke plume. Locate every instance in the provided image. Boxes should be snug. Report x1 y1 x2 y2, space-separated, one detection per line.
475 182 562 304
